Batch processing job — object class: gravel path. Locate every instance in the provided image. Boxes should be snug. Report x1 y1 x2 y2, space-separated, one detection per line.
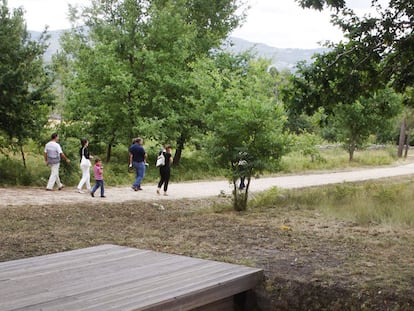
2 162 414 207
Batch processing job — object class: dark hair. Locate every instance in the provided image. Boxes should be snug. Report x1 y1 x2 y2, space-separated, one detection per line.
51 133 58 140
95 157 101 163
80 138 88 147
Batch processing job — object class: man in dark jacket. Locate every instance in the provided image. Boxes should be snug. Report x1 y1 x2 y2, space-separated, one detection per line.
128 137 147 191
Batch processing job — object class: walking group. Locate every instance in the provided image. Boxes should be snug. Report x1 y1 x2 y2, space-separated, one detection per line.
44 133 173 197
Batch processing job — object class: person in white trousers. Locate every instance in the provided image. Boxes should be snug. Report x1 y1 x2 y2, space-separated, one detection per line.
77 138 93 193
44 133 70 191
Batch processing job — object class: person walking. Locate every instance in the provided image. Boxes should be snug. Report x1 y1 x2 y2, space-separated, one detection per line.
129 137 147 191
90 157 105 198
156 144 173 196
77 138 93 193
44 133 70 191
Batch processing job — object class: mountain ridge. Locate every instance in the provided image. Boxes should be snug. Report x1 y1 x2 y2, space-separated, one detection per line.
30 30 326 71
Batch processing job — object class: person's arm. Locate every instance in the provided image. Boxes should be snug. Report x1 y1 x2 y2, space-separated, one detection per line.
129 152 133 166
44 152 48 166
60 152 70 163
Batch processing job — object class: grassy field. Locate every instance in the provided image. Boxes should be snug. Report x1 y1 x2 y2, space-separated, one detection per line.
1 173 414 310
1 145 413 309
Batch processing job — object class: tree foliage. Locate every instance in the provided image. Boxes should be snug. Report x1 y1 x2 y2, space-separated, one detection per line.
297 0 414 92
0 0 55 165
329 89 402 160
57 0 243 163
193 54 289 211
284 40 384 117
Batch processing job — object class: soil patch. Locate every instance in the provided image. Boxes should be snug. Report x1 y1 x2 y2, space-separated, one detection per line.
1 197 413 310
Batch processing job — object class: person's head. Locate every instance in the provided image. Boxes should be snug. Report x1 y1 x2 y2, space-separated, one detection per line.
51 133 59 141
134 137 143 145
95 157 102 166
165 144 172 152
80 138 89 147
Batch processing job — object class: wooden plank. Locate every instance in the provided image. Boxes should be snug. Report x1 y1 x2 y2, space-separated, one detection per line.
0 245 263 311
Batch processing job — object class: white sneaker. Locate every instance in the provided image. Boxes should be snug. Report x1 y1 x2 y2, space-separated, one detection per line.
77 189 84 194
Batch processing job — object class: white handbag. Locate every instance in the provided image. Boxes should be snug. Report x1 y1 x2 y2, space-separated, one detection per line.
80 148 91 167
156 153 165 167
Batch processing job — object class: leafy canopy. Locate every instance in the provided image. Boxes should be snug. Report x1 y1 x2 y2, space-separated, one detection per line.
0 0 55 159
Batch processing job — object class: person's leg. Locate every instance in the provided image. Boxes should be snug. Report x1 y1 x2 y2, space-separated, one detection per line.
55 163 63 189
46 166 55 190
100 180 105 197
157 169 165 193
163 169 170 193
134 162 145 189
95 181 101 196
46 163 60 190
132 162 140 189
77 165 89 191
239 176 246 189
139 162 146 187
91 180 98 197
85 169 91 191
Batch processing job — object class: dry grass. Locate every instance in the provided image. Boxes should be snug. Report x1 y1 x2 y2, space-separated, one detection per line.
1 189 414 310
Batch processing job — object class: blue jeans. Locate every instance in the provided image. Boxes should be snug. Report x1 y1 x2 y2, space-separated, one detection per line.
92 180 104 197
133 161 146 188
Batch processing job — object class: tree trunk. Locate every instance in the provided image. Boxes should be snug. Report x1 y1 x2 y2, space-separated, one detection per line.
398 119 406 158
348 144 355 162
404 133 409 158
20 144 26 168
173 135 185 166
106 132 117 162
106 143 112 163
243 176 251 209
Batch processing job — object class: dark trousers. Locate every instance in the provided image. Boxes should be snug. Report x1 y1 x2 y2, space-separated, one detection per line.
92 180 105 197
157 167 170 192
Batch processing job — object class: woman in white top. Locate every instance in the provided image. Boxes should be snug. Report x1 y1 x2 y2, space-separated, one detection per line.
77 138 93 193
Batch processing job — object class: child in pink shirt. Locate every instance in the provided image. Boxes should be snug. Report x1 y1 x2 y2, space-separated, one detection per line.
91 158 105 198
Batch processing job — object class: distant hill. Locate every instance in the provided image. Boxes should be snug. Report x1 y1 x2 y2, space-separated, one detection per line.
223 37 328 71
30 30 64 62
30 30 327 71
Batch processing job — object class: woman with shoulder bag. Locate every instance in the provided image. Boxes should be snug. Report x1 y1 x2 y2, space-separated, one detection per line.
156 144 173 196
77 138 93 193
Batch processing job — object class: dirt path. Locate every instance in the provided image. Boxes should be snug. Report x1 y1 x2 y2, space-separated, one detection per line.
2 162 414 207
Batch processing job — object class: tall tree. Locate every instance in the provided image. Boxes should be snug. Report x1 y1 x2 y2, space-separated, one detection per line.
0 0 55 166
296 0 414 92
295 0 413 157
193 55 289 211
285 41 384 117
329 89 402 161
58 0 243 163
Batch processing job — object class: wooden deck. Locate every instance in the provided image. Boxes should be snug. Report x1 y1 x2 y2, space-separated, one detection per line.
0 244 263 311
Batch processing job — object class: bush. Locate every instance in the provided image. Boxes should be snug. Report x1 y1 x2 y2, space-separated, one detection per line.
0 158 33 186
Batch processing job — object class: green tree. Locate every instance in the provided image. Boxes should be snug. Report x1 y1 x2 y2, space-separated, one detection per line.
194 55 289 211
58 0 243 163
285 41 383 116
329 88 402 161
292 1 412 158
0 0 55 166
296 0 414 92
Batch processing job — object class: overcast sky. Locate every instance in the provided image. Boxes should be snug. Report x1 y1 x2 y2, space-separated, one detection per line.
9 0 387 49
